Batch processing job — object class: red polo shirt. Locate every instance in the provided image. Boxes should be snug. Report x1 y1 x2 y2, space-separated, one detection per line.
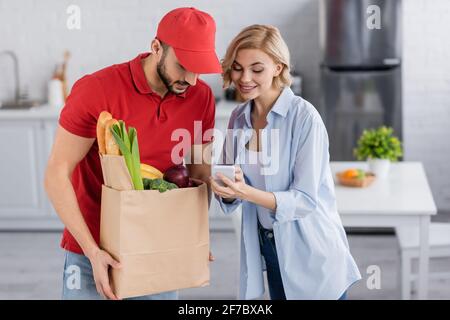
58 53 215 255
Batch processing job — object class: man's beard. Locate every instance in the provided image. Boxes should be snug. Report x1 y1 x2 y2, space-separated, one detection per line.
157 59 189 95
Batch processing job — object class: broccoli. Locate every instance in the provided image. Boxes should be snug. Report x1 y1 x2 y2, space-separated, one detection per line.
143 178 178 193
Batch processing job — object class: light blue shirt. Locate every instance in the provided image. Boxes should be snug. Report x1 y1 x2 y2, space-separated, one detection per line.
241 148 276 229
215 87 362 299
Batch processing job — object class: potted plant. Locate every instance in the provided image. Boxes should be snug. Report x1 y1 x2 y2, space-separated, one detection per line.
353 126 403 178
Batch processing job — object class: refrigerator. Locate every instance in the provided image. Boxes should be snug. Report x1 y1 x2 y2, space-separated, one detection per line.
319 0 402 161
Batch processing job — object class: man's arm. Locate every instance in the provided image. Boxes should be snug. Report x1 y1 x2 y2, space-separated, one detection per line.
186 142 215 262
44 125 97 256
186 141 213 208
44 125 121 300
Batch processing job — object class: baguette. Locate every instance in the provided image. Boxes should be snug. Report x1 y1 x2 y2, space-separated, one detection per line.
96 111 112 154
105 119 121 155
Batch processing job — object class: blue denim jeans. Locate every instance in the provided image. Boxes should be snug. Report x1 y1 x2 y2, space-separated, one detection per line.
258 221 286 300
62 251 178 300
257 221 348 300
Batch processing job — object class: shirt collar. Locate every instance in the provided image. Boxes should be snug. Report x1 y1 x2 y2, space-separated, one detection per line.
237 86 294 127
129 52 187 98
270 86 294 117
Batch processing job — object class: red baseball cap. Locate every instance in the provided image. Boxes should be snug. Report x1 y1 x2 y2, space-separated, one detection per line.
156 7 222 74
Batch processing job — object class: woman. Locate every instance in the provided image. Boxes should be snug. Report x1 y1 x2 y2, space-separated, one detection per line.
210 25 361 300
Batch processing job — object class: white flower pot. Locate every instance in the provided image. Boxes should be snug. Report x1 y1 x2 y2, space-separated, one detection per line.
368 158 390 179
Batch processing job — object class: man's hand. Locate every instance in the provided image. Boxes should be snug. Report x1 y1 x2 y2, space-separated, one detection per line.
87 247 122 300
186 142 213 206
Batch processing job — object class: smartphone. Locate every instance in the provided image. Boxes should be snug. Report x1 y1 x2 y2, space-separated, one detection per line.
212 165 236 187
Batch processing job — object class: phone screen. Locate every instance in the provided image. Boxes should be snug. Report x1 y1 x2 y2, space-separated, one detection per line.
212 165 235 186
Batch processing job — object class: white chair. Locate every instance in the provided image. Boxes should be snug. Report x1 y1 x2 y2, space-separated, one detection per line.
396 223 450 299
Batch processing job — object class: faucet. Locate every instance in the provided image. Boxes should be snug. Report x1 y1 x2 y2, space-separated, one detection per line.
0 50 21 103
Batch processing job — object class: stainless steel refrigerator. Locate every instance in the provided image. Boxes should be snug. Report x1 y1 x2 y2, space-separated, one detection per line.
319 0 402 161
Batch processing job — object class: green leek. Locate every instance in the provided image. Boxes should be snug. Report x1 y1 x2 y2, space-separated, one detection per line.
110 122 144 190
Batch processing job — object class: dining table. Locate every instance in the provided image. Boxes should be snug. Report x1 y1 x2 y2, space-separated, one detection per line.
331 161 437 299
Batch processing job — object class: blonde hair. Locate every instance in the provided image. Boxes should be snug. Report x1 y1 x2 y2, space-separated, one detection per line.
222 24 292 89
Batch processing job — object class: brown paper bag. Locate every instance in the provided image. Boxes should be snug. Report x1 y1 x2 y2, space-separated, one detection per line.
99 154 210 299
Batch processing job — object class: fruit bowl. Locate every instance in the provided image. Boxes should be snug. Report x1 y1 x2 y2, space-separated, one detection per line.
336 169 376 188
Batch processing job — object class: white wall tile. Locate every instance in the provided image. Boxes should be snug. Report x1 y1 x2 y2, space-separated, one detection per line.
0 0 449 210
403 0 450 210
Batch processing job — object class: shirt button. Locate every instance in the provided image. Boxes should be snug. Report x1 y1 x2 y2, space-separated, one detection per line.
267 232 273 239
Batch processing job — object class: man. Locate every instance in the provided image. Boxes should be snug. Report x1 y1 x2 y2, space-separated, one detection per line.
44 7 221 300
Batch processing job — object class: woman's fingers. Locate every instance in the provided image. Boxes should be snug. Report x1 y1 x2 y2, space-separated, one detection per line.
210 177 234 195
210 177 236 199
235 166 244 182
209 177 221 192
217 173 236 189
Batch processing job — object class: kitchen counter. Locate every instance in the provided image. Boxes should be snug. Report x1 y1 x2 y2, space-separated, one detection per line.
0 100 237 120
0 104 60 120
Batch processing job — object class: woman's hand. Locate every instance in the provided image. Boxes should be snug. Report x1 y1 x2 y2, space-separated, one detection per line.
210 166 277 211
209 166 249 201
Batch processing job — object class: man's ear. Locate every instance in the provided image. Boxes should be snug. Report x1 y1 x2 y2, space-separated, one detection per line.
151 38 163 59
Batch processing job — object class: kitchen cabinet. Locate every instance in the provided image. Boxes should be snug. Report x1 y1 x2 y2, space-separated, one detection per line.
0 105 63 230
0 121 42 217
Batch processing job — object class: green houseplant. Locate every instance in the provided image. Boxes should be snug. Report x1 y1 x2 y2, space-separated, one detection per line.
353 126 403 178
